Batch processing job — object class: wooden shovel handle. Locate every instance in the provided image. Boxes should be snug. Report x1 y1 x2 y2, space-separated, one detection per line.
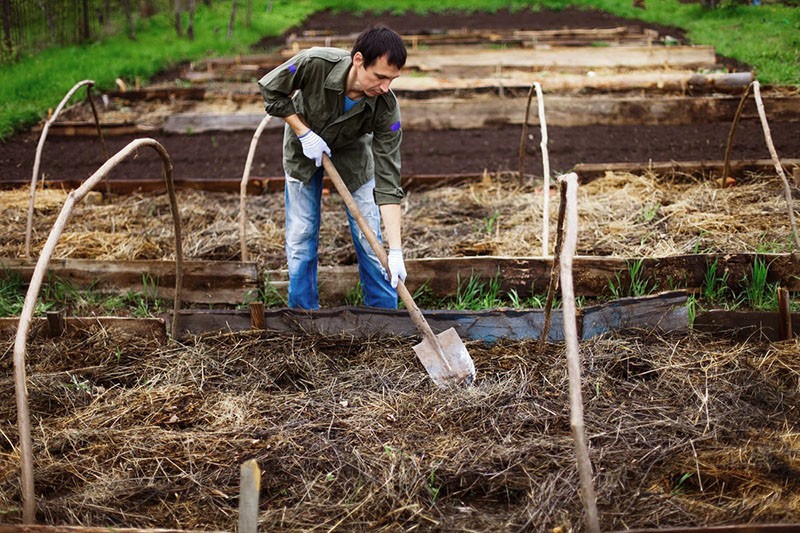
321 155 441 348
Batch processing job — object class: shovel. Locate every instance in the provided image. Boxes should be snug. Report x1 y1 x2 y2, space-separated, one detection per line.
321 154 476 387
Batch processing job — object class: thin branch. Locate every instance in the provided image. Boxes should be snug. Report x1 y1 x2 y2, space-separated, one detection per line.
13 139 183 523
558 172 601 533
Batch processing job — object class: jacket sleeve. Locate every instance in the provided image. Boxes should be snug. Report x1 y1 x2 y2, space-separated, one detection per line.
257 50 310 118
372 97 404 205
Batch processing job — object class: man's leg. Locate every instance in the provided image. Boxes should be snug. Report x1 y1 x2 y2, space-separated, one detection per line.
344 178 398 308
285 170 323 309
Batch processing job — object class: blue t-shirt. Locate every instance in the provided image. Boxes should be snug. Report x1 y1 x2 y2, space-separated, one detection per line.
344 95 362 113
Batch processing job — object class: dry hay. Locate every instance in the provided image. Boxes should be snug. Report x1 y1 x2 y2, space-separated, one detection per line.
1 328 800 530
0 170 795 268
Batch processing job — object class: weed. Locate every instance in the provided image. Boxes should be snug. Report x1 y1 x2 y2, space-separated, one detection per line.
740 256 778 310
702 259 730 306
427 466 442 505
687 294 697 330
672 472 694 495
484 211 500 235
257 272 287 308
452 272 504 310
609 259 658 299
638 203 659 223
344 282 363 306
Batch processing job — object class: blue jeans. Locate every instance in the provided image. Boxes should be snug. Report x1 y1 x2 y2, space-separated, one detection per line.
284 168 398 309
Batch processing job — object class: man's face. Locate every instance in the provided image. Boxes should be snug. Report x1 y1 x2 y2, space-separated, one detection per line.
353 52 401 97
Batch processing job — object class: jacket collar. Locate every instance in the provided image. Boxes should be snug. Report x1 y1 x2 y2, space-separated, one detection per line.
323 55 377 111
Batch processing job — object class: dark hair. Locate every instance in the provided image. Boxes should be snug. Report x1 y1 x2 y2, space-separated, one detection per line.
351 25 407 69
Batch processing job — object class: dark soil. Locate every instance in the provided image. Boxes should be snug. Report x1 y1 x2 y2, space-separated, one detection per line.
1 8 796 185
2 121 800 184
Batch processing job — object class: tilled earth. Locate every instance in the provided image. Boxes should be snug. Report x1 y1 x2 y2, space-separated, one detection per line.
1 8 799 185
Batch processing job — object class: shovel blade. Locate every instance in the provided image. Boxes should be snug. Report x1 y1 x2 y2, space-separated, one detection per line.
413 327 476 387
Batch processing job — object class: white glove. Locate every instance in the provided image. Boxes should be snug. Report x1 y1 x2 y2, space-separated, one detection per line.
386 248 407 289
297 130 331 167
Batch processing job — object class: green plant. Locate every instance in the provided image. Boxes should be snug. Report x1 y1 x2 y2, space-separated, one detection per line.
639 203 660 223
508 288 552 309
687 294 697 330
672 472 694 495
608 259 658 299
124 273 165 318
484 211 500 235
427 466 442 505
740 256 778 310
344 282 364 306
452 272 504 310
701 259 730 306
256 272 287 308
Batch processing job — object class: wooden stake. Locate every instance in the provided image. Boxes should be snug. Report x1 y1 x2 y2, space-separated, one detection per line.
85 84 111 196
26 80 96 259
239 114 272 262
13 139 183 524
777 287 792 341
249 301 265 330
45 311 64 337
558 172 601 533
539 179 568 353
238 459 261 533
721 82 753 188
752 81 800 250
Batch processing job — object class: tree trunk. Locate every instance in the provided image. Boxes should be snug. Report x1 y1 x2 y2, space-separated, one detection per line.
174 0 182 36
227 0 236 39
121 0 136 40
81 0 90 40
187 0 195 40
38 0 56 43
1 0 13 56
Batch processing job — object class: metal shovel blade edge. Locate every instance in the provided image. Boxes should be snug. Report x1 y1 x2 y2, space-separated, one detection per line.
412 327 476 387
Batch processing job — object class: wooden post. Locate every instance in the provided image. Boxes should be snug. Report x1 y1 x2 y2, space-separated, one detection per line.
249 301 265 330
777 287 792 341
46 311 64 337
238 459 261 533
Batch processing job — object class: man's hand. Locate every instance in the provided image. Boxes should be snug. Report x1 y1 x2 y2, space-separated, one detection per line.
386 248 407 289
298 130 331 167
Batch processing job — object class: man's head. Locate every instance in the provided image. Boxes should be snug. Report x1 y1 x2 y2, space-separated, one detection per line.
351 25 407 69
349 26 407 97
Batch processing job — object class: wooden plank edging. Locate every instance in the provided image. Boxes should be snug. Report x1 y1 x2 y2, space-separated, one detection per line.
173 291 688 340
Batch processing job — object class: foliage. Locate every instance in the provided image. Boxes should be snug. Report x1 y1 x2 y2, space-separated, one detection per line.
739 256 778 310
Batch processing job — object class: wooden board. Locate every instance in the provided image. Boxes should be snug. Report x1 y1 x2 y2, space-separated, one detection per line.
573 159 800 181
399 95 800 129
0 177 268 194
693 310 800 342
173 291 687 341
159 95 799 132
402 45 718 71
0 316 166 341
264 253 800 302
0 259 258 305
390 71 753 97
104 87 206 101
284 26 659 50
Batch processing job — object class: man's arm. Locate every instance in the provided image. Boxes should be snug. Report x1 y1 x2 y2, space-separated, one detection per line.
379 203 402 250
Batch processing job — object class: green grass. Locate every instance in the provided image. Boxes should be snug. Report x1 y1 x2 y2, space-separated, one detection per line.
1 0 798 141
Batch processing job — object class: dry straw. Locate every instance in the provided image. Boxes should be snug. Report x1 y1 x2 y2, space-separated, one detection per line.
1 327 799 530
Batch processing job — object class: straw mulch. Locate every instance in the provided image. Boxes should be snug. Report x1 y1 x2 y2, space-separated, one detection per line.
1 328 799 531
1 170 795 270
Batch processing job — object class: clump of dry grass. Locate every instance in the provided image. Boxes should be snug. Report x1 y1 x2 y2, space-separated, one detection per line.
1 328 799 530
0 170 794 270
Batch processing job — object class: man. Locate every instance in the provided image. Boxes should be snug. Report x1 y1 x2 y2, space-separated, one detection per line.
258 25 408 309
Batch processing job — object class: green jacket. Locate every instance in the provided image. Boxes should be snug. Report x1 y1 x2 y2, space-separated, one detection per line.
258 47 404 205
